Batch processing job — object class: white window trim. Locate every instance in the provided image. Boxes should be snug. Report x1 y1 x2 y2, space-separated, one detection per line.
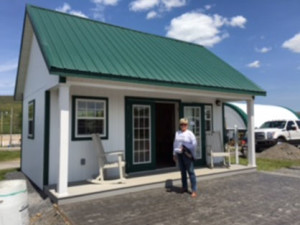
74 98 107 139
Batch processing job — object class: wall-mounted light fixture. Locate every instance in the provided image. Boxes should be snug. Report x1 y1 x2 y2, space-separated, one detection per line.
215 99 221 106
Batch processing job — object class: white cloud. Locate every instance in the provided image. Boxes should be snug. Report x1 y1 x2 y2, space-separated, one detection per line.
255 47 272 53
92 0 119 6
70 10 89 18
147 11 158 19
0 61 17 73
228 15 247 28
130 0 159 11
56 3 88 18
247 60 260 68
91 0 119 21
162 0 186 10
282 33 300 53
129 0 186 18
204 4 212 10
166 12 246 47
56 3 71 13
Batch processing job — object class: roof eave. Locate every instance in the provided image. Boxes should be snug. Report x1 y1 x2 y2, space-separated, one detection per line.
14 10 34 101
50 67 267 97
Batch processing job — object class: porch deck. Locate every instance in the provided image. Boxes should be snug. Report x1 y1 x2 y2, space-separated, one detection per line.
46 164 256 204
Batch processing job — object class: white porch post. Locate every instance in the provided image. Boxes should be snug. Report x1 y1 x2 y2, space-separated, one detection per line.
247 98 256 167
57 84 70 196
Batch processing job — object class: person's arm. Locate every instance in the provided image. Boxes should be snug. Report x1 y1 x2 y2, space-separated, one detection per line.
183 131 197 151
173 132 178 162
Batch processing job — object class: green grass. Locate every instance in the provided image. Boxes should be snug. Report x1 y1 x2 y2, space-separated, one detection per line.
0 168 18 180
231 156 300 171
256 158 300 171
0 95 22 134
0 151 20 162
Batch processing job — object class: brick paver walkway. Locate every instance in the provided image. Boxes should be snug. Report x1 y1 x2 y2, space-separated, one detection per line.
61 172 300 225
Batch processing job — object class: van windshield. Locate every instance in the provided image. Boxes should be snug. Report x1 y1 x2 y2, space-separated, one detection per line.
260 121 286 129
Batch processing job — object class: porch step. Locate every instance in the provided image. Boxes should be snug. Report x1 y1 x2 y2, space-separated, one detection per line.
45 165 256 205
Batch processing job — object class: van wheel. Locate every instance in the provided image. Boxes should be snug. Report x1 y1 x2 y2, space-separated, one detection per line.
277 137 286 144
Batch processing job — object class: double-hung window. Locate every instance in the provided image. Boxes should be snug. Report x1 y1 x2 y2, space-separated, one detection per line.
28 100 35 139
205 105 212 133
74 97 108 139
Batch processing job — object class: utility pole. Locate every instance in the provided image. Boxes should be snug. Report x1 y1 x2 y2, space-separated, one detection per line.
9 107 13 147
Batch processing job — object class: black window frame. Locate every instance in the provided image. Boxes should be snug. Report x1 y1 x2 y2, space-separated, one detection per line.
28 100 35 139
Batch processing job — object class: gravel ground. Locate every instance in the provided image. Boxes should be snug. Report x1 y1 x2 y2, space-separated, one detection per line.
3 143 300 225
5 171 69 225
257 143 300 160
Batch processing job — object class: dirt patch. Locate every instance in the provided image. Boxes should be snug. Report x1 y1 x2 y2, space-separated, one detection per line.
257 143 300 160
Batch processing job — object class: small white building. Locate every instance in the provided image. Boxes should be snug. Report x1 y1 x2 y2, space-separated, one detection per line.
225 103 299 131
14 5 266 196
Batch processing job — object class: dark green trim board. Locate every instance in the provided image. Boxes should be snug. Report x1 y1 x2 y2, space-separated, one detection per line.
180 103 208 166
43 90 50 186
28 99 35 139
20 102 24 171
59 76 66 83
71 95 109 141
225 103 248 128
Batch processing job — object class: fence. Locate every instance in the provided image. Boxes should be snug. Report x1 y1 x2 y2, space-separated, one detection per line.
0 107 22 147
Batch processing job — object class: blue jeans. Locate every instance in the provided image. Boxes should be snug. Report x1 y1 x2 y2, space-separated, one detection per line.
177 153 197 192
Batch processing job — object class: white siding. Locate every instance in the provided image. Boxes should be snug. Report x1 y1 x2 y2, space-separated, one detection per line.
47 85 225 183
21 34 59 189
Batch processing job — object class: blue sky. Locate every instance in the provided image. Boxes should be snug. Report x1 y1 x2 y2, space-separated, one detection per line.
0 0 299 110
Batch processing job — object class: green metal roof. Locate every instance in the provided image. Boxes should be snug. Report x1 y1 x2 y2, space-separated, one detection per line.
25 5 266 96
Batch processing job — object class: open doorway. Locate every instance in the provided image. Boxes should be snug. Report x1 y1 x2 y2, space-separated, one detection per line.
155 103 176 168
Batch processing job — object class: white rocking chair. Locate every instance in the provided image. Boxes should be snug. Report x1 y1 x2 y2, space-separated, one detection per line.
89 133 126 184
206 131 231 169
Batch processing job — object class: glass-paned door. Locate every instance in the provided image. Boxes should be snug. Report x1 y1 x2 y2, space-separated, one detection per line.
183 106 202 159
133 105 151 164
125 99 155 173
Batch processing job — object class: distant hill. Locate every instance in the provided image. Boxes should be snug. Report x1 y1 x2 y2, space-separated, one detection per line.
0 96 22 134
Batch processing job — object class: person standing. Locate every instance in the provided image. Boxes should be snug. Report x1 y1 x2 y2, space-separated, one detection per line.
173 118 198 197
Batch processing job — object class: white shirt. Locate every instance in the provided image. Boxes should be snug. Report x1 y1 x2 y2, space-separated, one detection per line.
173 129 197 158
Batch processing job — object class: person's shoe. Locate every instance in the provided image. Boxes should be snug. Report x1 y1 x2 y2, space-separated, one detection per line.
191 191 197 198
180 188 188 193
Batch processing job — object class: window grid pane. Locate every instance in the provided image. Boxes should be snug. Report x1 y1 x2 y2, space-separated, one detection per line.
133 105 151 164
205 105 212 132
75 98 107 138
